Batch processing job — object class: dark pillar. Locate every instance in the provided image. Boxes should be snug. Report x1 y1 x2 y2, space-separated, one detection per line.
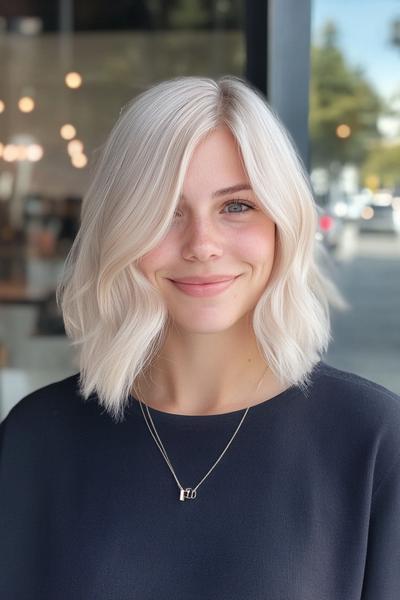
245 0 312 170
244 0 268 96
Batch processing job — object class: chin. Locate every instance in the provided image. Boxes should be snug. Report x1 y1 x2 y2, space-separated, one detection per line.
169 313 245 335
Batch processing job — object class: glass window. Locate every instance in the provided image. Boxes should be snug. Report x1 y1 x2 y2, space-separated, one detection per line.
310 0 400 393
0 1 245 417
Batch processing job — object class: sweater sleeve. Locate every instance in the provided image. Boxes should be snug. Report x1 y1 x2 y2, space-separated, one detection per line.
361 453 400 599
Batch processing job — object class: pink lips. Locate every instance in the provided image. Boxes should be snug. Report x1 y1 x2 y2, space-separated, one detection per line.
169 276 239 297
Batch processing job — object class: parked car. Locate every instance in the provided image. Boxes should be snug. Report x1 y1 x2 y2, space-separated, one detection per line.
358 195 400 235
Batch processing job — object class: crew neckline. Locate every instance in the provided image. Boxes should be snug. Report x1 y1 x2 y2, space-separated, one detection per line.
128 360 326 421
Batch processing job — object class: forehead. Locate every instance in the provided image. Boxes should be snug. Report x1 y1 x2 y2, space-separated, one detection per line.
181 126 249 196
188 125 242 165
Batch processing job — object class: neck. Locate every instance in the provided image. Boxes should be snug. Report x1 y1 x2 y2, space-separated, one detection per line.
133 318 279 415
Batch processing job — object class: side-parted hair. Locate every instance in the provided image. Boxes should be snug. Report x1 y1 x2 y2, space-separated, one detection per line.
56 75 349 422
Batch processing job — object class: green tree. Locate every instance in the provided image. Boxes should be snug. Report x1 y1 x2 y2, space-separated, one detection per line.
310 22 382 168
361 143 400 188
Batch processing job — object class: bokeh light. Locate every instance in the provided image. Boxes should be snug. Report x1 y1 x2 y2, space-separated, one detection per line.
60 124 77 140
65 72 82 89
67 139 84 156
16 146 28 161
71 153 88 168
361 206 374 220
26 144 44 162
18 97 35 113
3 144 19 162
336 124 351 138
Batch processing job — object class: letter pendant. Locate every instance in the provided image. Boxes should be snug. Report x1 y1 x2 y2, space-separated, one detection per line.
179 487 197 501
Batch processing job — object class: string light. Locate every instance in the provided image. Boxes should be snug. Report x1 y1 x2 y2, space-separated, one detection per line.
65 72 82 89
60 124 76 140
1 143 43 162
18 96 35 112
0 100 5 113
26 144 43 161
67 139 84 156
3 144 19 162
71 153 88 168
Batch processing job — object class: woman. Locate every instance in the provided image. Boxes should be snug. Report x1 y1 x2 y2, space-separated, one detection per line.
1 76 399 599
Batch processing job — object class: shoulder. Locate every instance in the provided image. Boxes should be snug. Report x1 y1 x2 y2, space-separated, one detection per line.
0 374 115 470
0 373 103 441
312 361 400 489
313 360 400 420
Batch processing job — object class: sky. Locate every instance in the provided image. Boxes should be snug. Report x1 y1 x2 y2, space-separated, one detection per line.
312 0 400 102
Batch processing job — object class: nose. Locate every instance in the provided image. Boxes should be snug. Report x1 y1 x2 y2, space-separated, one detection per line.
181 217 224 262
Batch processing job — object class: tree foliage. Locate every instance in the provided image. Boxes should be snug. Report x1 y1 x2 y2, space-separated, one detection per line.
361 144 400 188
310 22 382 168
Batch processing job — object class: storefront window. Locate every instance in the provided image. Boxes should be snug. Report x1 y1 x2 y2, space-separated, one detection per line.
310 0 400 391
0 1 245 416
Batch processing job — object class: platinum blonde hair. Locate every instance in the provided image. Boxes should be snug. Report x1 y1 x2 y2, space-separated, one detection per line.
56 75 349 422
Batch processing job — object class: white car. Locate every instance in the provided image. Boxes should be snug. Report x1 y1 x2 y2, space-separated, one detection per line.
358 201 400 235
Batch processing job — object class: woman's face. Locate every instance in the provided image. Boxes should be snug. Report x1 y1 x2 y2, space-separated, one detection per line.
138 125 276 334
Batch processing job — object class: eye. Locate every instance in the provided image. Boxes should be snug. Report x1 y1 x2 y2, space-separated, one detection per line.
173 200 255 219
222 200 255 214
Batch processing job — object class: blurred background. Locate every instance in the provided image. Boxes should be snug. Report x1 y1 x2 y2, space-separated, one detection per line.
0 0 399 419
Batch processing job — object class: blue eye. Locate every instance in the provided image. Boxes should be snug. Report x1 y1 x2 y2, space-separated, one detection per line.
173 200 255 219
223 200 254 213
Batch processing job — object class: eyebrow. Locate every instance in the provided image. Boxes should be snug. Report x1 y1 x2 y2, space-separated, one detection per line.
180 183 253 200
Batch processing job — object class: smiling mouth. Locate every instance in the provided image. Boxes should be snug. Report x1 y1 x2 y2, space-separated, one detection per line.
169 275 239 285
168 276 239 297
171 279 234 285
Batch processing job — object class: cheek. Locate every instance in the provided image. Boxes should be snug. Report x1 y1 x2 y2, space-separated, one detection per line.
137 240 173 279
234 224 275 263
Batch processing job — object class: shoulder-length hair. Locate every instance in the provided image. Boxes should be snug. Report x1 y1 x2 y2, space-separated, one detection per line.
56 75 349 422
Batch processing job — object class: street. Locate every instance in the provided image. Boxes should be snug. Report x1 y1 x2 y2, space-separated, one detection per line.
323 224 400 394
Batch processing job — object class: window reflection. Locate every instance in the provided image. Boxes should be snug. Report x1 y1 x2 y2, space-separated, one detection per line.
0 1 245 416
310 0 400 392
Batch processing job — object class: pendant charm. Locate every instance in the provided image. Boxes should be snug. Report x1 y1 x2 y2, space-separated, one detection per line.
179 487 197 501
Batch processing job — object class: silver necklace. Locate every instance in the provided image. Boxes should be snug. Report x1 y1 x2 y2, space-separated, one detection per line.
137 368 268 501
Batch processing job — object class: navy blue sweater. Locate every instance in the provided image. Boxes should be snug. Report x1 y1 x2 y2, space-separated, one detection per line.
1 360 400 599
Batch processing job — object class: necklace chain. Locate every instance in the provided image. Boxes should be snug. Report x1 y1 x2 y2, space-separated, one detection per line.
138 367 268 501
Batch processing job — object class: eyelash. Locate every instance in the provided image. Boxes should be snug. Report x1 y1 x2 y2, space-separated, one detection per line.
174 200 255 218
222 199 255 213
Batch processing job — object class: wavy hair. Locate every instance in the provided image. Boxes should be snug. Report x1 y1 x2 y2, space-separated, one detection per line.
56 75 349 422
